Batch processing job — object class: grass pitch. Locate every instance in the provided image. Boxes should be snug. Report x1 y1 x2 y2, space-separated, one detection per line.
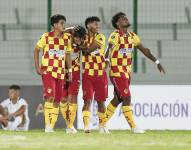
0 129 191 150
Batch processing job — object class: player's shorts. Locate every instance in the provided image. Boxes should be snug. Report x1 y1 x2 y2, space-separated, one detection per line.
110 76 131 98
82 71 108 102
63 70 80 97
42 72 64 103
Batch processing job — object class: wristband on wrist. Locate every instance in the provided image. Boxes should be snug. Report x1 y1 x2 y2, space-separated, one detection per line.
155 60 160 65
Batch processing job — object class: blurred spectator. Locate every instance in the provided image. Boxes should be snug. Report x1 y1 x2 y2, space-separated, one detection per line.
0 85 30 131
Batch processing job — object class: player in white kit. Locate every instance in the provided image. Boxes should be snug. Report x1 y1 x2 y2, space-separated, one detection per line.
0 85 30 131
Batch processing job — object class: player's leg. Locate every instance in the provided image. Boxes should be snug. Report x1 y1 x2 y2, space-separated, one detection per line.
60 82 69 128
0 105 8 128
82 74 93 133
51 78 65 130
94 72 109 133
42 72 56 132
67 73 80 133
9 115 23 131
106 87 122 122
115 77 144 133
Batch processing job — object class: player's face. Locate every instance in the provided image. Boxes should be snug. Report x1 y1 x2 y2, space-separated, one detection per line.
8 89 19 100
54 19 65 32
73 36 84 46
118 15 130 28
88 21 99 33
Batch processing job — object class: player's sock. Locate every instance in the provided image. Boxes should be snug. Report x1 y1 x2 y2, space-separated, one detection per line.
82 110 91 129
106 102 117 121
44 101 53 128
122 106 136 129
50 106 59 129
68 103 77 128
98 112 107 127
60 102 69 127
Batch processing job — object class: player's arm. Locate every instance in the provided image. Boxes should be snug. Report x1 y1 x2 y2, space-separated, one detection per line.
65 36 73 81
104 43 113 68
10 105 26 118
79 40 101 56
34 33 47 75
136 43 166 74
34 45 43 75
63 26 80 34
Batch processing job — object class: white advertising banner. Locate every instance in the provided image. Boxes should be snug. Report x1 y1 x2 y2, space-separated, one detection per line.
77 85 191 130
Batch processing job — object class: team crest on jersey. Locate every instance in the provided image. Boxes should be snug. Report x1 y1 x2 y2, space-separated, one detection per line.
47 88 52 94
124 88 128 94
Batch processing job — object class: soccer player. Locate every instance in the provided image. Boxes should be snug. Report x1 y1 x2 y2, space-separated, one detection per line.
34 14 72 133
80 16 109 133
60 26 86 134
105 12 166 133
0 85 30 131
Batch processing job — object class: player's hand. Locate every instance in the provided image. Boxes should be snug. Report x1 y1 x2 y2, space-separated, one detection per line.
157 64 166 74
68 72 72 82
8 114 15 121
36 67 43 75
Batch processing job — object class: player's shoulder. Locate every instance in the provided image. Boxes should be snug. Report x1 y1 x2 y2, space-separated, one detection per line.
109 30 119 38
0 98 10 106
96 33 106 40
40 32 49 38
63 32 72 39
1 98 10 104
128 31 139 37
18 98 28 105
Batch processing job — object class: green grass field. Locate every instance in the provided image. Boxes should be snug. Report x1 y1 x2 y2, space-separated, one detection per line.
0 130 191 150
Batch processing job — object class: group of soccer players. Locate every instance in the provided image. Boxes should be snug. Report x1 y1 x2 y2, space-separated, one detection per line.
34 12 165 134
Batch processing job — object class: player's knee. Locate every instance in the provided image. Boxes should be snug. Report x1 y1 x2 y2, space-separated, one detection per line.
111 95 121 107
70 95 77 104
97 101 106 113
46 96 55 102
53 102 59 108
83 100 91 110
122 96 131 106
60 97 68 103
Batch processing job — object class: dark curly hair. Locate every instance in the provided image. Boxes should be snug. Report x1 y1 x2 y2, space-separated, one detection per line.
112 12 126 29
50 14 66 27
85 16 100 29
73 26 86 38
9 85 21 90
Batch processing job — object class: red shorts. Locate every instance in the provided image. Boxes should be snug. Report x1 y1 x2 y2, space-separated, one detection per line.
110 76 131 98
82 71 108 101
42 72 64 103
63 70 80 97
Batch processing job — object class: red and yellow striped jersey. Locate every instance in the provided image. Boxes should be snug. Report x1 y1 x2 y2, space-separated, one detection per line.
108 30 141 78
82 33 106 76
36 31 72 79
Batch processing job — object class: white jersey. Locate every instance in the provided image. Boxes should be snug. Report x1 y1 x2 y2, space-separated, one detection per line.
0 98 30 131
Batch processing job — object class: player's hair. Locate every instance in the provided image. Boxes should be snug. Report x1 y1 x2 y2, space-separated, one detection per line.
85 16 100 29
112 12 126 29
50 14 66 27
9 85 21 90
73 26 86 38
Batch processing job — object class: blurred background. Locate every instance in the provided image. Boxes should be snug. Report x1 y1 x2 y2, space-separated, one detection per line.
0 0 191 129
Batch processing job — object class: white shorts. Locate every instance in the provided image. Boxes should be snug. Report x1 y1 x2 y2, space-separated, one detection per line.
2 116 29 131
